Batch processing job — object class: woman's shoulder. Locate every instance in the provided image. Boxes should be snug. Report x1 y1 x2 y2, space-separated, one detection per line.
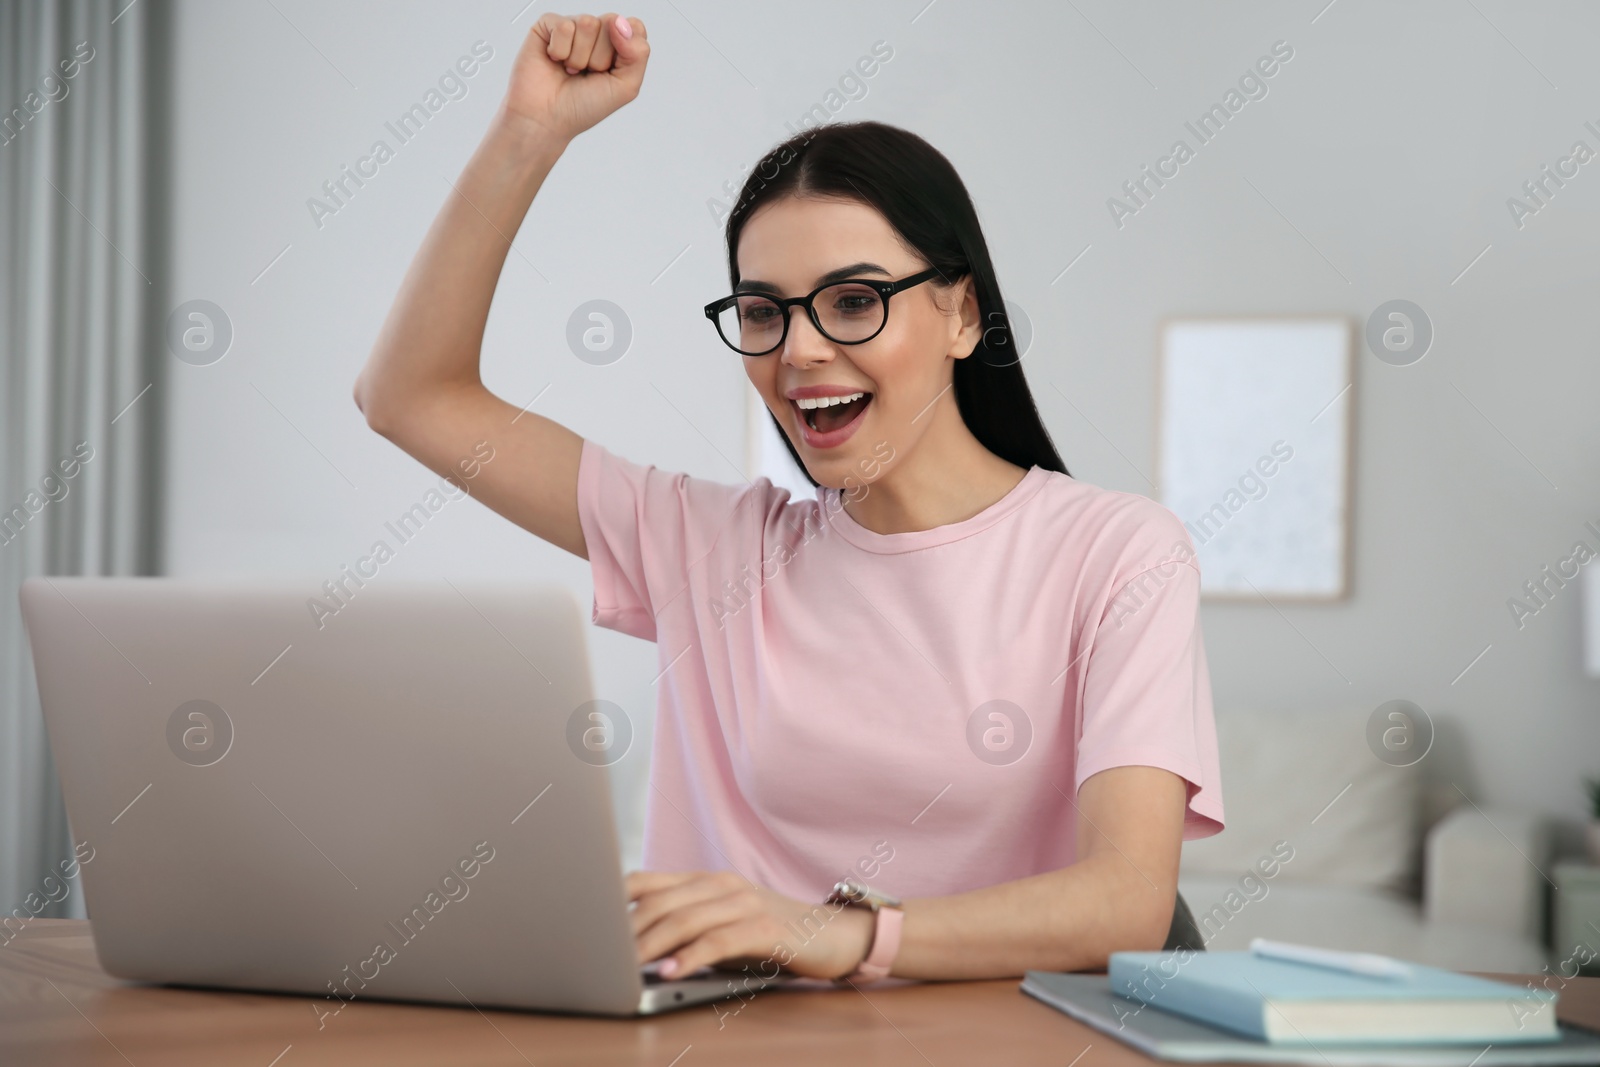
1028 467 1198 578
579 436 799 550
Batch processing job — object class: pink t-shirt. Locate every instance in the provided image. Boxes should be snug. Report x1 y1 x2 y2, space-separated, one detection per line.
576 438 1224 903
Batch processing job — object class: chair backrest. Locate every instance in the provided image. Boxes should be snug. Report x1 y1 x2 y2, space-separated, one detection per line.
1163 891 1205 952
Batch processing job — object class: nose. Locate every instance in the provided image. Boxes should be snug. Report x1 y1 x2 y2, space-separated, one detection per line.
779 304 835 370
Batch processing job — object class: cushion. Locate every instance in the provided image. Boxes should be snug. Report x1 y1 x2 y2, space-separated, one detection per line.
1179 706 1421 893
1176 875 1547 973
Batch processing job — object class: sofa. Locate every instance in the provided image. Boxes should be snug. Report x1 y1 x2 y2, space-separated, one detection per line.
1177 706 1550 973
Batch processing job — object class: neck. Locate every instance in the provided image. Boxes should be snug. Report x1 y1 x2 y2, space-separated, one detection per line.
840 403 1029 535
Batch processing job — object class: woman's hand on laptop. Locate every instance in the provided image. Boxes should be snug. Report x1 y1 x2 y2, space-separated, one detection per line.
627 870 875 981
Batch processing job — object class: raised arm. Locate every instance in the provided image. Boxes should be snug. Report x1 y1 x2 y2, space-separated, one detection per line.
353 13 650 560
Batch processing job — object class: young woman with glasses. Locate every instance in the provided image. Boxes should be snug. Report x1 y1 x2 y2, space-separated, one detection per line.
355 12 1223 986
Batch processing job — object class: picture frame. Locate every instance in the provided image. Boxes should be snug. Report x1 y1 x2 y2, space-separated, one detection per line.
1155 315 1355 601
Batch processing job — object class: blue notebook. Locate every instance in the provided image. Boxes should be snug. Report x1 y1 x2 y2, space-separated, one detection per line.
1022 972 1600 1067
1106 951 1558 1045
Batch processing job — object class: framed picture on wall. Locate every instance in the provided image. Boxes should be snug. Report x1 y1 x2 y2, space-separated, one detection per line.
1156 316 1355 601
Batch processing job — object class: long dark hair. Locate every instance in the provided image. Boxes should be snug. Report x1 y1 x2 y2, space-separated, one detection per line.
722 120 1069 486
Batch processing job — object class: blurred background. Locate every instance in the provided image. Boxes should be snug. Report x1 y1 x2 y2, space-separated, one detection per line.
4 0 1599 974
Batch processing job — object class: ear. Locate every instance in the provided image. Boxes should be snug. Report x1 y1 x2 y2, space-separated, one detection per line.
946 278 984 361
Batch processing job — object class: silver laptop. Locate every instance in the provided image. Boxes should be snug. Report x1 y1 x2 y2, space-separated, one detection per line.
19 577 788 1016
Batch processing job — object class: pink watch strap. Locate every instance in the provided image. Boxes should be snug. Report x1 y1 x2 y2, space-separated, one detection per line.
850 905 903 982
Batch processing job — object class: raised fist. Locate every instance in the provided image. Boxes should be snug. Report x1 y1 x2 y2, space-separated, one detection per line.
502 12 650 141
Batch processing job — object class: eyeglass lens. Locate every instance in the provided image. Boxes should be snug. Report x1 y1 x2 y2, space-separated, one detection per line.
718 283 885 354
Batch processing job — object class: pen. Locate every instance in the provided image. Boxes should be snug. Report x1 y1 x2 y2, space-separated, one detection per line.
1248 938 1414 980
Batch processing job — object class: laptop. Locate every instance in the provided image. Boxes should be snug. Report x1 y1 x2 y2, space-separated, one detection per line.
19 576 790 1016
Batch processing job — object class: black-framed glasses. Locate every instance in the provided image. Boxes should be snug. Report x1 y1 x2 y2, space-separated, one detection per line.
703 266 943 356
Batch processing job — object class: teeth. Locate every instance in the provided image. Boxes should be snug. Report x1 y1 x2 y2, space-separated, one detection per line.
794 391 866 410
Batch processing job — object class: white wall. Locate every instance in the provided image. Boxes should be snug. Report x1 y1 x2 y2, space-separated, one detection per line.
166 0 1600 869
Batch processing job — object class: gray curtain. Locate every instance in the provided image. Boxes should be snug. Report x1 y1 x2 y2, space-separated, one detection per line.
1 0 168 921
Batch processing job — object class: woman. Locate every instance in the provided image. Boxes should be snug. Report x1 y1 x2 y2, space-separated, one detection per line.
354 12 1223 985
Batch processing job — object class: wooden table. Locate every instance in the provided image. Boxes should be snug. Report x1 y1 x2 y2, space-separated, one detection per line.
3 920 1596 1066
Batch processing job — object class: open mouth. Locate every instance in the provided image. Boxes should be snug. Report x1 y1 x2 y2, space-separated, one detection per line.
797 392 873 436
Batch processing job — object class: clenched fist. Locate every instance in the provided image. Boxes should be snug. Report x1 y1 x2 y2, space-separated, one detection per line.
502 12 649 142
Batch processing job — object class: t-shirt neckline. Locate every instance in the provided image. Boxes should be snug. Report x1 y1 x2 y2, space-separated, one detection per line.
818 465 1050 554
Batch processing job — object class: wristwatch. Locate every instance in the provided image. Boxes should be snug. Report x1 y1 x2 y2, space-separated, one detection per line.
824 878 904 983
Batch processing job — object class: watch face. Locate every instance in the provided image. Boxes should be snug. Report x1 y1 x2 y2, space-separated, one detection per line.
828 879 901 910
826 879 871 907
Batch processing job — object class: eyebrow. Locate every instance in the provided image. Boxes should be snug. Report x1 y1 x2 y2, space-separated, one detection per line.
734 261 892 297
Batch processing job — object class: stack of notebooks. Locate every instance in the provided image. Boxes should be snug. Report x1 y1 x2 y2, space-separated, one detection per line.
1021 939 1600 1065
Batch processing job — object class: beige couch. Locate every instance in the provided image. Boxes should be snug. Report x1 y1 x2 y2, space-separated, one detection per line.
1178 707 1549 972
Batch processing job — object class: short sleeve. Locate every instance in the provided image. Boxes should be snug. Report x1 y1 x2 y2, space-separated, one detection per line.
575 438 754 643
1074 513 1225 840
